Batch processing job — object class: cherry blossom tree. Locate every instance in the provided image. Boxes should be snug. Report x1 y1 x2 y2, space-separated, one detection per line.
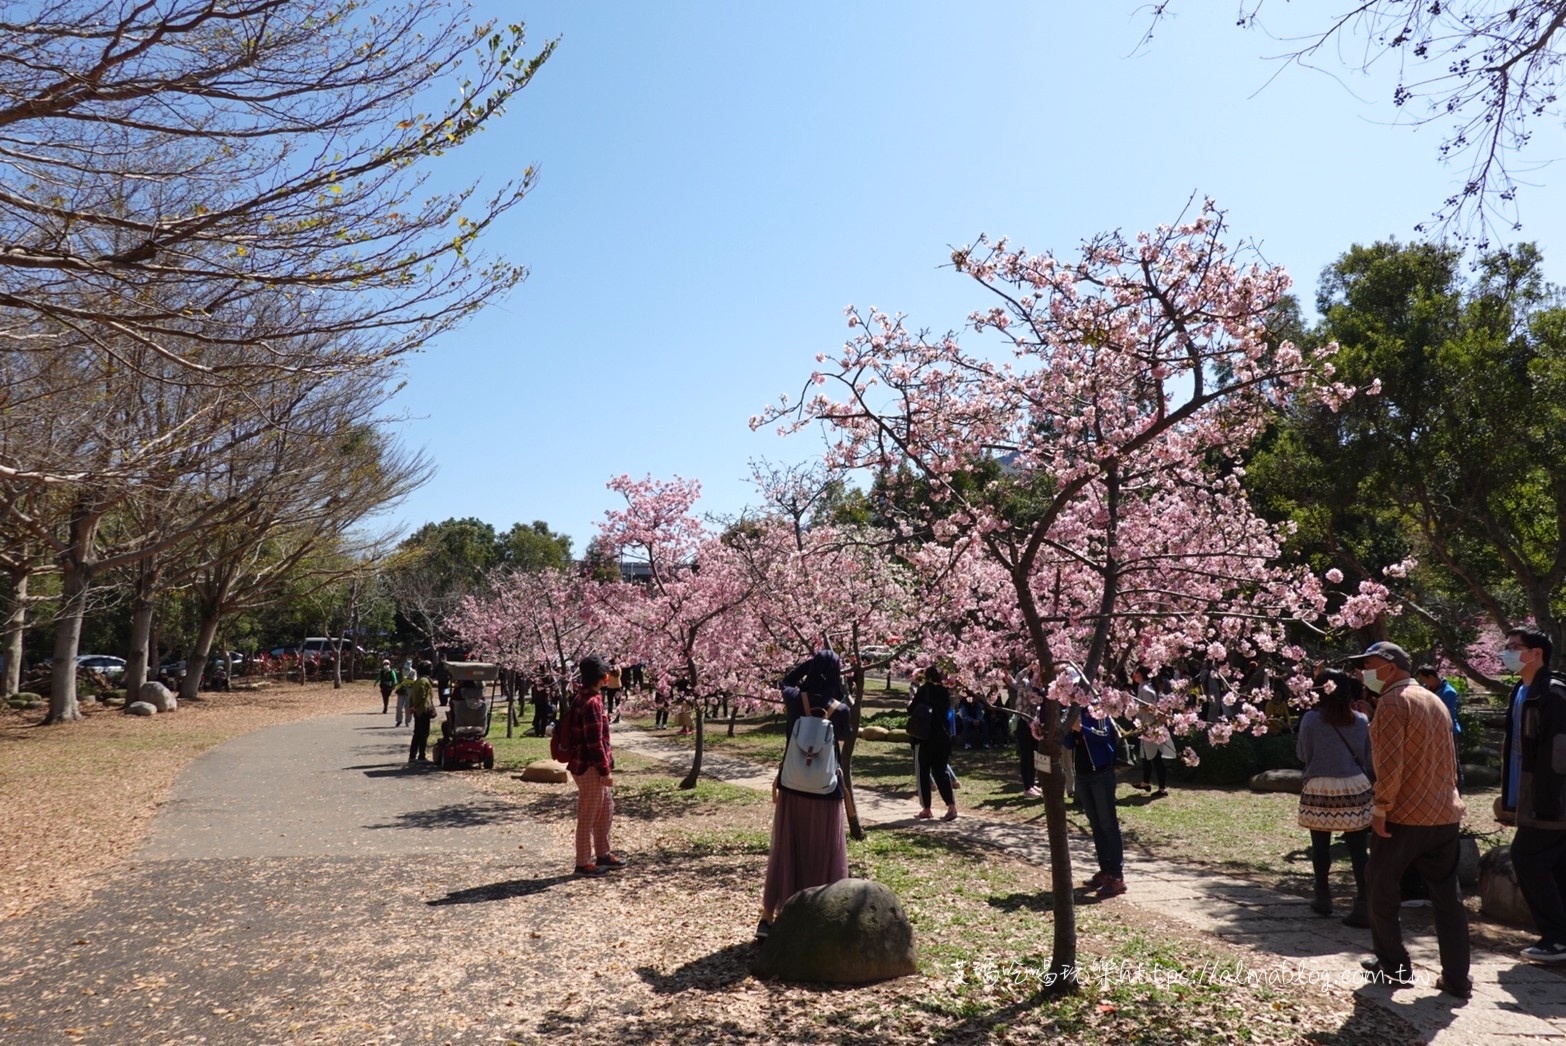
758 202 1392 984
596 475 761 789
448 566 625 684
726 498 917 838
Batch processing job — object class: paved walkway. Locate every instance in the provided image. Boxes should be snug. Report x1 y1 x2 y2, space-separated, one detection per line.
613 728 1566 1046
0 712 571 1044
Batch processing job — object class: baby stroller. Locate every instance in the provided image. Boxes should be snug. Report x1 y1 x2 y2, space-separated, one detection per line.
431 661 499 770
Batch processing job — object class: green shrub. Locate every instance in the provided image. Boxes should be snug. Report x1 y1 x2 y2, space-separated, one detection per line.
1173 729 1300 786
862 708 910 730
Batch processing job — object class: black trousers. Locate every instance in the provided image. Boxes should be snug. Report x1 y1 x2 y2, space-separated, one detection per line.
914 733 955 809
1367 821 1469 983
1513 825 1566 946
409 715 432 761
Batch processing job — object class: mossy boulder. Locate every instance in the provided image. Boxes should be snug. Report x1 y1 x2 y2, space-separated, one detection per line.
1176 730 1300 787
752 878 917 984
1249 769 1304 794
1479 845 1535 930
1463 764 1500 788
138 681 177 712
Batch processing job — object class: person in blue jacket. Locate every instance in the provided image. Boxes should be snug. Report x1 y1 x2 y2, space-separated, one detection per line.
1416 664 1463 791
1070 670 1127 899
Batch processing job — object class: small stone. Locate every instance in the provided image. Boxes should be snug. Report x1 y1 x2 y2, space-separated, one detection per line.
126 702 157 717
519 760 568 784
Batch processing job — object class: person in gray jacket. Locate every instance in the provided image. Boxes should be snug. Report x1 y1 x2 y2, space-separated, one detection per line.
1297 669 1374 926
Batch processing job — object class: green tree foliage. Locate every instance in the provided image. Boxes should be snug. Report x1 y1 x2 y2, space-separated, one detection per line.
1248 240 1566 676
382 516 578 648
498 521 573 574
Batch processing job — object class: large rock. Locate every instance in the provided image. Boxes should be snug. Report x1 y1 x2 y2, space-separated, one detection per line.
519 759 568 784
1463 764 1500 788
139 681 177 712
1479 845 1537 930
752 878 917 984
126 701 158 717
858 725 907 743
1248 768 1304 794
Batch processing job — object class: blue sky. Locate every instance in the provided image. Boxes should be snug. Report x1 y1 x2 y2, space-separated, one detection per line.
385 2 1566 554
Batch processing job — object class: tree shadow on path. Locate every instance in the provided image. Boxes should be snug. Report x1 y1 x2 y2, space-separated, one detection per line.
427 872 577 906
365 799 520 831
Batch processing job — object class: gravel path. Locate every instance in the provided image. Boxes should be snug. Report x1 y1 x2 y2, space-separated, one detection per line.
0 711 585 1044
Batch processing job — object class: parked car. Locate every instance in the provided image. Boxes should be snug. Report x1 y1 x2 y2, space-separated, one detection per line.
75 654 126 681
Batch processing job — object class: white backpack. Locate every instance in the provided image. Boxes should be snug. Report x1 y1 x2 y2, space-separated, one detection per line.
779 715 840 796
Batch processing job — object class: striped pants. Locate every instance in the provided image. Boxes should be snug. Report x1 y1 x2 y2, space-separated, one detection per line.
573 768 614 868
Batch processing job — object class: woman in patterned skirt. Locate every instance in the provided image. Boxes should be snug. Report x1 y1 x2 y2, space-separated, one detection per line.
1297 668 1375 926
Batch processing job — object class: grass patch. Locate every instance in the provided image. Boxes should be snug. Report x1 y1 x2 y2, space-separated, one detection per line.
661 827 771 857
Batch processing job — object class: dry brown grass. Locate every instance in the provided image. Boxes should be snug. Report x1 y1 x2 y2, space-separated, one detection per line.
0 680 376 923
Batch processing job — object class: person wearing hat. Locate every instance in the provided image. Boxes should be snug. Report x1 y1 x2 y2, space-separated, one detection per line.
376 658 399 715
563 654 625 877
1344 640 1470 997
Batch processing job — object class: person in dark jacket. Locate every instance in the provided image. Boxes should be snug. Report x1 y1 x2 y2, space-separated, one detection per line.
908 665 957 821
1071 671 1126 899
1498 626 1566 964
781 643 845 735
376 659 399 714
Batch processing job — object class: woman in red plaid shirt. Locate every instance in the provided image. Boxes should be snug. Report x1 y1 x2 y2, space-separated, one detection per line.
565 655 626 877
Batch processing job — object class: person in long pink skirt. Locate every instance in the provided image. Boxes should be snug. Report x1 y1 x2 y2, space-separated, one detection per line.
756 706 849 940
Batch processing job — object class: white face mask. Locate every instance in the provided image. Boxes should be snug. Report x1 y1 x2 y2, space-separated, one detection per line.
1501 648 1526 674
1361 666 1387 694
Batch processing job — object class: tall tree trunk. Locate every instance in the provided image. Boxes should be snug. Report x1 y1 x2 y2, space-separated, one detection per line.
1 567 29 699
124 560 160 696
840 641 867 841
46 508 101 724
347 577 361 682
1037 704 1076 987
181 610 223 702
48 568 90 723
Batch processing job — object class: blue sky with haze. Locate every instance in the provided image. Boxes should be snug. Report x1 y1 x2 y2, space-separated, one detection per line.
387 2 1566 554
